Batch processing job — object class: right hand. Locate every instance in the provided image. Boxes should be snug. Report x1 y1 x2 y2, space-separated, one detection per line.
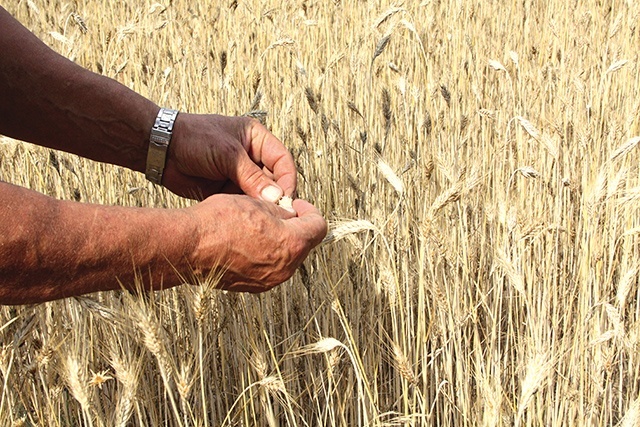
186 194 327 292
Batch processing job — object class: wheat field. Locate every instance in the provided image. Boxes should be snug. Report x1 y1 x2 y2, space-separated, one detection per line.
1 0 640 425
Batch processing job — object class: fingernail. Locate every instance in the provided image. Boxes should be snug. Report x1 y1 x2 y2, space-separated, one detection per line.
261 185 282 203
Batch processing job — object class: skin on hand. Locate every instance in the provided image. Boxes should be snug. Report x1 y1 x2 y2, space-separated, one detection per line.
162 114 324 291
187 195 327 292
162 114 297 202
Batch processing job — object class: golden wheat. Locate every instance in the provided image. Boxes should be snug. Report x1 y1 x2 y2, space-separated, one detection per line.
2 0 640 425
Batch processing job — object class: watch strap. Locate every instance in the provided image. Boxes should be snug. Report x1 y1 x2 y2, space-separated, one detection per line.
145 108 179 185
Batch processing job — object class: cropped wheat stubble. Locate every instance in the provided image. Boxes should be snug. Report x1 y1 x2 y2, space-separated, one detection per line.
1 0 640 425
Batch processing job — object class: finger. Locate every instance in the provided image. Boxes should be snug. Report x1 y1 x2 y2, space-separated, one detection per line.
272 158 297 198
233 152 284 202
262 166 274 180
248 122 297 197
291 198 322 218
286 199 328 246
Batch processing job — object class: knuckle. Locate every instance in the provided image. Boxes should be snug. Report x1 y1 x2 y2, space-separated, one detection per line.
244 117 262 137
245 117 261 128
290 235 309 258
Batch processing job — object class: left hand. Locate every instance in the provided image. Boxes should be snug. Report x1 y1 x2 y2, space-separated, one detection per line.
160 113 297 202
185 194 328 292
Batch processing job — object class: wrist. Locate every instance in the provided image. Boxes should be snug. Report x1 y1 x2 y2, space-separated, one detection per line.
183 195 230 278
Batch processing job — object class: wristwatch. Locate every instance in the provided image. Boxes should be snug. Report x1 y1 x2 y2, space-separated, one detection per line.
145 108 179 185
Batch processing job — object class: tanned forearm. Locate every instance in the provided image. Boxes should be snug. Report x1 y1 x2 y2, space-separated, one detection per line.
0 181 198 305
0 7 329 303
0 6 158 171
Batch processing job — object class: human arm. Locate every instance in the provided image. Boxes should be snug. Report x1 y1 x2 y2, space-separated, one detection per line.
0 6 295 201
0 180 327 305
0 6 328 304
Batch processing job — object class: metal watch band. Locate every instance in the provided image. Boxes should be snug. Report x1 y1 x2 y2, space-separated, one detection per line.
145 108 179 185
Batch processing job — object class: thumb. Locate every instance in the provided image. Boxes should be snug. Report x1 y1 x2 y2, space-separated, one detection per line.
233 153 283 203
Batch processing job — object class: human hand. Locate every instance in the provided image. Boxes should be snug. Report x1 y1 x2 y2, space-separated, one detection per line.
187 194 327 292
161 113 296 202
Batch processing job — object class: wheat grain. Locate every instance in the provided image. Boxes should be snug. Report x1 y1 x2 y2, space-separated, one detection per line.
377 158 404 195
263 38 295 54
372 34 391 63
488 59 507 72
428 181 463 217
381 88 392 131
478 108 496 120
388 61 400 73
515 117 540 142
322 219 376 245
248 91 262 112
111 355 138 427
49 31 71 45
71 13 88 34
610 136 640 162
298 337 344 355
377 265 398 306
305 87 318 114
605 303 625 340
620 395 640 427
516 166 540 179
590 330 617 346
516 352 553 425
617 266 638 311
26 0 40 15
64 355 93 424
347 101 364 119
74 296 117 322
515 116 559 158
494 251 526 298
439 84 451 106
372 7 405 28
391 342 417 385
606 59 628 75
509 50 519 67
